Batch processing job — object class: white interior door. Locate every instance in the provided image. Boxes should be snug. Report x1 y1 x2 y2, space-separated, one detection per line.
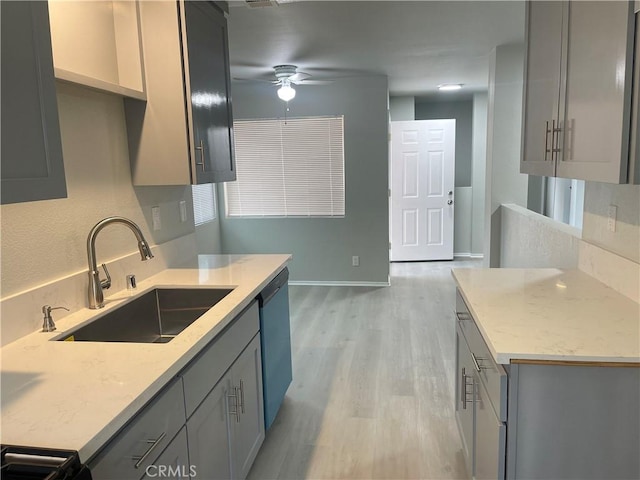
390 120 455 261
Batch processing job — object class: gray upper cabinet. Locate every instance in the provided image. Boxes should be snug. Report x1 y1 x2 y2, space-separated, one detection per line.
183 1 236 184
1 1 67 205
126 0 235 186
521 1 564 178
521 1 636 184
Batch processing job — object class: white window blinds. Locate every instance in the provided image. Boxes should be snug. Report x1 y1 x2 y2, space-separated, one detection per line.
192 184 216 225
225 116 345 217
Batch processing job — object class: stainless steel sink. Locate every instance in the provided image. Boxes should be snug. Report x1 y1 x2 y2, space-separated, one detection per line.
58 288 233 343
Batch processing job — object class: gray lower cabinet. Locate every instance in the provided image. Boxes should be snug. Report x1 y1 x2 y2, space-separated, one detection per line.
1 1 67 204
181 301 264 480
228 335 265 479
455 289 640 479
455 316 506 480
187 379 233 480
89 301 265 480
88 379 187 480
454 325 475 477
185 334 265 480
140 427 191 480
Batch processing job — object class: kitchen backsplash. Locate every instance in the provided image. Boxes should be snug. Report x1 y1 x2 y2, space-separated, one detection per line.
0 234 197 347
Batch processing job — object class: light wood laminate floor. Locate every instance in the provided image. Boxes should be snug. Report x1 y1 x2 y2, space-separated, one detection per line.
248 259 481 480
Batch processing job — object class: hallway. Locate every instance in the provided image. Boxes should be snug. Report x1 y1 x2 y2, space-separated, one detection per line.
248 259 481 479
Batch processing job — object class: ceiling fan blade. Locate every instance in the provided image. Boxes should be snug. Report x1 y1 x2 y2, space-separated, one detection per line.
289 72 311 82
292 79 334 85
233 77 279 84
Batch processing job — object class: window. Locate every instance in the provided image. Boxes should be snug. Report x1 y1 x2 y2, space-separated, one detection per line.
192 183 217 225
225 116 345 217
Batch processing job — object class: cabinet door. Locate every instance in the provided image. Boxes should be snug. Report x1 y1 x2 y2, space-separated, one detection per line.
182 1 236 184
454 328 475 478
141 427 191 480
474 379 506 480
230 334 265 480
1 1 67 204
521 1 564 177
556 1 635 183
186 377 233 480
89 379 186 480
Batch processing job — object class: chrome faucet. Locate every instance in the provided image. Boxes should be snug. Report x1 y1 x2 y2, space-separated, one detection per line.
87 216 154 309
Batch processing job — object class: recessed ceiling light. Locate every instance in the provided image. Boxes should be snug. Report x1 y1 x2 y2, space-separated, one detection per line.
438 84 463 91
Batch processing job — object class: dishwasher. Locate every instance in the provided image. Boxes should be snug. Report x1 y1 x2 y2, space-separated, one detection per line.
257 267 292 430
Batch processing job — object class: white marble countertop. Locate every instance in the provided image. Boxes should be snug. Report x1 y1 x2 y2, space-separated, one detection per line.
0 254 290 462
452 268 640 364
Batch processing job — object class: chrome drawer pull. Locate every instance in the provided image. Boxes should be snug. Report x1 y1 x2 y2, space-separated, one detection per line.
471 352 490 372
132 432 166 469
454 310 471 322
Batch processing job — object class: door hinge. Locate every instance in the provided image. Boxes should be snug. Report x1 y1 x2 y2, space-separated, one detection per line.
388 188 391 197
389 241 391 249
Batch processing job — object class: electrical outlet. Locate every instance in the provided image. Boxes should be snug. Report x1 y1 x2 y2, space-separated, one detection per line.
152 206 161 231
352 256 360 267
607 205 617 232
179 200 187 223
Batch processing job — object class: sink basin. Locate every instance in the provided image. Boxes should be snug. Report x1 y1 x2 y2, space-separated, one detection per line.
58 288 233 343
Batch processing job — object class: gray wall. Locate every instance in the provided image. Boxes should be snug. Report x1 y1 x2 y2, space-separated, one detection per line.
582 183 640 263
501 204 580 268
219 76 390 284
472 93 488 257
484 43 527 267
0 83 196 297
389 96 415 121
415 99 473 187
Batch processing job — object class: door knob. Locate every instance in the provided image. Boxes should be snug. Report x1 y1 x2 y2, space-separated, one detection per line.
447 199 453 205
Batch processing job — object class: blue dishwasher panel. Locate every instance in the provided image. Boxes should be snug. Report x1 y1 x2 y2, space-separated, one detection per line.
259 281 292 430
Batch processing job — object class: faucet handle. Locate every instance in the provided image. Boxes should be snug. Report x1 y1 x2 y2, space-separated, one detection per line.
42 305 69 332
100 263 112 290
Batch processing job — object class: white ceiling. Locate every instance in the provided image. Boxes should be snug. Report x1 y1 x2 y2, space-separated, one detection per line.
227 1 525 99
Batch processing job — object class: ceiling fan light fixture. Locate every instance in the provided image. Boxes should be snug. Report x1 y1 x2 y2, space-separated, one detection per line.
438 83 463 91
277 81 296 102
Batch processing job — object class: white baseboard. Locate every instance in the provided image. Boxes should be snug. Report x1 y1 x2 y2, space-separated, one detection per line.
289 280 390 287
454 253 484 259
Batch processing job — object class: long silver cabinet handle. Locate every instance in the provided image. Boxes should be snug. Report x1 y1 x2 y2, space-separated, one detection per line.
544 120 551 161
461 368 475 410
133 432 166 469
195 140 206 171
239 380 245 414
228 389 240 423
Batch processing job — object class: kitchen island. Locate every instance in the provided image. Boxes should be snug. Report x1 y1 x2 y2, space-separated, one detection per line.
0 254 290 474
452 268 640 479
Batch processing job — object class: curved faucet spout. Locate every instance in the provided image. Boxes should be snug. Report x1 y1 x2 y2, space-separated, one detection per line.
87 216 154 309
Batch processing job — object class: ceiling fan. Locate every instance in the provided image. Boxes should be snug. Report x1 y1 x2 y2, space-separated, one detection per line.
234 64 332 102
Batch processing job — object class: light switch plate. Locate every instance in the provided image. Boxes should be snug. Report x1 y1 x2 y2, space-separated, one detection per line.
152 206 161 231
179 200 187 223
607 205 617 232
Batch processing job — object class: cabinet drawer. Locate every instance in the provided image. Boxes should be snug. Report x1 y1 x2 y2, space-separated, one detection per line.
89 378 186 480
182 301 259 418
455 291 507 422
